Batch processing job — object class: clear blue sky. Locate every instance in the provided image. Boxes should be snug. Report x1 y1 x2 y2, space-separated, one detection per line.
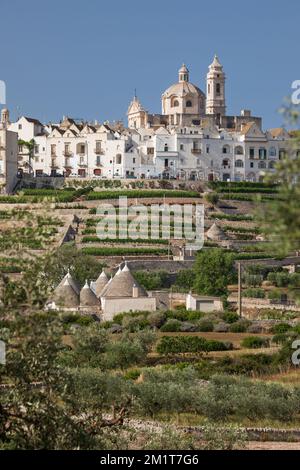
1 0 299 129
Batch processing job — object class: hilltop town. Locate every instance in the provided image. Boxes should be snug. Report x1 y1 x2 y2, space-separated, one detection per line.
1 56 300 451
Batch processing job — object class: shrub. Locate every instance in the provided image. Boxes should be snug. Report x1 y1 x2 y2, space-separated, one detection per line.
156 335 232 354
243 288 265 299
241 336 270 349
272 323 291 334
197 320 214 332
214 322 230 333
205 192 219 205
229 321 250 333
147 312 166 328
160 319 182 332
222 312 239 324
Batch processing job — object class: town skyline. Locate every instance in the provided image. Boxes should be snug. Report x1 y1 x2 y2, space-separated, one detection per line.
1 0 299 129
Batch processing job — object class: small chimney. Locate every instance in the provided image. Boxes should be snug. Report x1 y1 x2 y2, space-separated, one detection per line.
241 109 251 117
132 284 139 298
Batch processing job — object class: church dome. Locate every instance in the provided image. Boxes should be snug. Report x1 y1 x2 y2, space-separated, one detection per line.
162 81 205 99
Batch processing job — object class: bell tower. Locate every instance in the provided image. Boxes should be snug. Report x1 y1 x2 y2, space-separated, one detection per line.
206 55 226 120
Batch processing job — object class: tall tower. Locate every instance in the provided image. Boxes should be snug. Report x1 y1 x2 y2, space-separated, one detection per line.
0 108 10 129
206 55 226 120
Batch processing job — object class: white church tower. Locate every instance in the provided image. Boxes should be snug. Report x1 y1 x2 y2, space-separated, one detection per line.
206 55 226 121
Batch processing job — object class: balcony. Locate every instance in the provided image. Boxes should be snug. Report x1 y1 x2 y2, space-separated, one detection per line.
51 158 59 169
191 148 201 155
94 147 104 155
95 159 102 167
63 150 73 157
64 159 73 169
156 151 179 158
78 160 88 167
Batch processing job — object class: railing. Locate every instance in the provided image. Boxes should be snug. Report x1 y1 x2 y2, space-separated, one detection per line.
78 160 88 167
191 149 201 154
63 150 73 157
94 148 104 154
94 160 102 166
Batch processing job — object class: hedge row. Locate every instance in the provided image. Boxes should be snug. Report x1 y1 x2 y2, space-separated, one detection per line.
86 190 200 200
156 335 233 354
81 236 168 245
210 213 253 221
81 246 169 256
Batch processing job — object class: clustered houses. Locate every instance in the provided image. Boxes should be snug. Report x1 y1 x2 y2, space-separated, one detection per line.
7 56 295 183
46 263 156 320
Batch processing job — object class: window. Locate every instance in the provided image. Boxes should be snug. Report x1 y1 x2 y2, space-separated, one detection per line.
18 145 23 153
223 145 230 154
269 147 277 157
173 99 179 107
206 145 210 154
235 159 244 168
258 161 267 169
279 149 286 160
180 144 184 151
147 147 154 155
216 83 221 95
164 144 168 152
249 148 255 158
208 84 211 94
269 161 275 169
235 146 244 155
34 145 39 154
250 162 254 168
259 148 267 159
116 154 122 164
133 158 136 163
186 100 192 108
18 124 22 130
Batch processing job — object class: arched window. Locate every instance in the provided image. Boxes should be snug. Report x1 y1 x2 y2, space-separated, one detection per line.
223 145 230 154
269 147 277 157
186 100 192 108
258 161 267 169
235 146 244 155
208 84 211 94
164 144 169 152
235 159 244 168
173 99 179 107
216 83 221 95
222 159 229 168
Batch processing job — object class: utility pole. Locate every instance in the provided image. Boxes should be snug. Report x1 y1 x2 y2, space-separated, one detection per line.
238 262 242 318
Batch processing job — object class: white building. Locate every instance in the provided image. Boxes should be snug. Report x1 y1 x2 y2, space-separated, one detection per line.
8 56 295 183
0 108 18 193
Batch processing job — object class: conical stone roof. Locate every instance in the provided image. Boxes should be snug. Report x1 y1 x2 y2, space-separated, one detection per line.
80 281 100 307
101 263 148 299
93 270 109 297
52 277 80 308
56 270 80 295
206 223 228 241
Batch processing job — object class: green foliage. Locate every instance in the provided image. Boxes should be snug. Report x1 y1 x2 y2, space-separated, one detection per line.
241 336 270 349
193 248 236 296
222 312 239 324
205 192 219 205
82 247 168 256
271 323 292 334
134 271 169 290
243 288 265 299
229 321 250 333
160 319 182 332
156 335 232 354
86 190 199 200
197 320 214 332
